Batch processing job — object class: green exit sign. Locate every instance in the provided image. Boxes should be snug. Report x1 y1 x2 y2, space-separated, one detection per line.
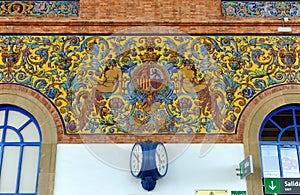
231 191 246 195
238 155 253 179
264 178 300 194
264 178 281 194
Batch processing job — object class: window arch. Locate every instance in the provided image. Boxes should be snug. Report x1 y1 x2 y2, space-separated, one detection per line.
239 85 300 195
0 84 61 195
0 105 42 195
260 105 300 179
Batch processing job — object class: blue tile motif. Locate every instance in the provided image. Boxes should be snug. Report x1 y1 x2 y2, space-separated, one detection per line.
222 1 300 17
0 1 79 17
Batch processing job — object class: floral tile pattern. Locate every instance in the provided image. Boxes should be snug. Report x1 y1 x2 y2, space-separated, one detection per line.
0 35 299 135
0 1 79 17
222 1 300 17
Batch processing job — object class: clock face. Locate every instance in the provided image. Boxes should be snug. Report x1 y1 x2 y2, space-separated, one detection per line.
155 143 168 176
130 144 143 177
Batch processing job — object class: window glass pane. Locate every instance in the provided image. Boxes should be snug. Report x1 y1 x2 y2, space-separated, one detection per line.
280 127 296 142
0 128 2 141
5 129 20 142
261 145 280 178
7 110 29 130
272 109 293 129
21 122 40 142
0 146 20 193
298 127 300 142
19 146 40 193
280 146 300 178
261 121 280 141
296 109 300 126
0 110 5 126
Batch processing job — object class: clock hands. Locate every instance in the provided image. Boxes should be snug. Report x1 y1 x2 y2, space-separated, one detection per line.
133 152 140 163
156 151 166 174
131 144 143 177
155 145 167 175
156 152 163 164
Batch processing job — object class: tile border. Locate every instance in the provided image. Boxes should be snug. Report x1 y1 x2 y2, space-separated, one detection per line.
0 1 79 17
222 1 300 17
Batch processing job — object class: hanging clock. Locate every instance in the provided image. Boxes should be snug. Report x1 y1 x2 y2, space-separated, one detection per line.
130 142 145 178
130 140 168 191
152 142 168 178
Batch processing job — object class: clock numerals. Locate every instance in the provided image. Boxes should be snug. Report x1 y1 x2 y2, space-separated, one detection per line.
155 144 168 176
130 144 143 177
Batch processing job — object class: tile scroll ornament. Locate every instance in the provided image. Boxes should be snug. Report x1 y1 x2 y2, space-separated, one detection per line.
0 1 79 17
221 1 300 17
0 35 299 135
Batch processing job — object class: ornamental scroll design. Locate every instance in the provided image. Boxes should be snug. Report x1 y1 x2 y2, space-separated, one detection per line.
222 1 300 17
0 1 79 17
0 35 299 135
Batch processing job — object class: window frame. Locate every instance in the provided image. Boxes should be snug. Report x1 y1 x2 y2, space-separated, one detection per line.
0 105 42 195
259 105 300 178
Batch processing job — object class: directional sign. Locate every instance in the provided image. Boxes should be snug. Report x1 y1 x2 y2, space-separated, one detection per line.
239 155 253 179
264 178 300 194
264 178 281 194
281 178 300 194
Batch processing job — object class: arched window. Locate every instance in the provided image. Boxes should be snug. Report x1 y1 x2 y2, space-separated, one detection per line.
0 105 41 194
260 105 300 194
260 105 300 178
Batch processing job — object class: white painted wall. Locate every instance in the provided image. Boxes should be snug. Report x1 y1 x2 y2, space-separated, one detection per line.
53 144 246 195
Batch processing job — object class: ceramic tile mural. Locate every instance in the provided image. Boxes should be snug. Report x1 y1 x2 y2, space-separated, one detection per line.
0 1 79 17
0 35 299 135
222 1 300 17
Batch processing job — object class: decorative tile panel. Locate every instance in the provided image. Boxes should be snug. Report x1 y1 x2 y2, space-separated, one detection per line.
0 1 79 17
0 35 299 135
222 1 300 17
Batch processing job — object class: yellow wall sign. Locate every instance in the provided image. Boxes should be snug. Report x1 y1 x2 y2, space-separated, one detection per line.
195 190 228 195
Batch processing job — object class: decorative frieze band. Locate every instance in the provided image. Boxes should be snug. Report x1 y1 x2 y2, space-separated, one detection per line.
0 1 79 17
222 1 300 17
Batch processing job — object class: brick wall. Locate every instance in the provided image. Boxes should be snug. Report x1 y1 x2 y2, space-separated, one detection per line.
0 0 298 34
